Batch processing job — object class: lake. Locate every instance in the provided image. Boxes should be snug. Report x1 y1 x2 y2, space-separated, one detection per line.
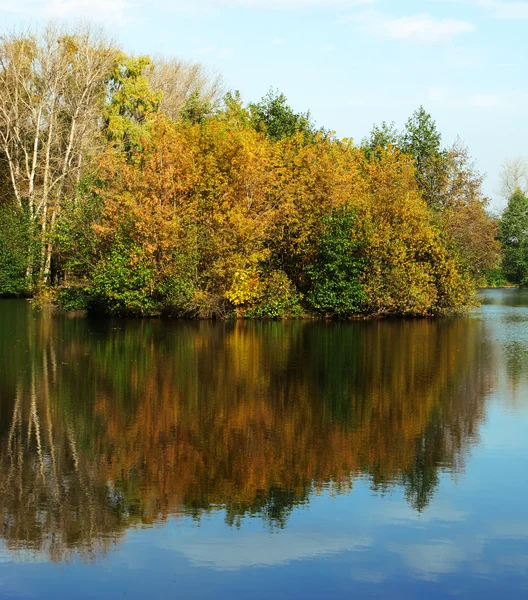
0 289 527 599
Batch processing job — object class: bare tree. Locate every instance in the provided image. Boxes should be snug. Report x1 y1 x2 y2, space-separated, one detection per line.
500 156 528 199
146 56 225 120
0 24 117 283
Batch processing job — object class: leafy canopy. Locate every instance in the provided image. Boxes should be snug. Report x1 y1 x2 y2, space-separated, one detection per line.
249 88 316 141
499 189 528 285
306 205 366 317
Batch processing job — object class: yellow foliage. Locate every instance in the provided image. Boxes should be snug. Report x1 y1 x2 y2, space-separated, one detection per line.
86 113 474 317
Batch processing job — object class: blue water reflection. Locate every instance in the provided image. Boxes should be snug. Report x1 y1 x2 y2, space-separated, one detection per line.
0 290 527 599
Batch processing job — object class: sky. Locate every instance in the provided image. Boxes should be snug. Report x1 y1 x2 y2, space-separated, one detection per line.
1 0 527 210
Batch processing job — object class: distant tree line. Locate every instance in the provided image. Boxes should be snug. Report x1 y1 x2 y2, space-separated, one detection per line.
0 23 519 318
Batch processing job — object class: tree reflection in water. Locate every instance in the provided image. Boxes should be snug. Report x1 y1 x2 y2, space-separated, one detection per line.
0 302 495 561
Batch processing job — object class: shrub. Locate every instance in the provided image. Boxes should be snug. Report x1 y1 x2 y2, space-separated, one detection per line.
306 205 366 317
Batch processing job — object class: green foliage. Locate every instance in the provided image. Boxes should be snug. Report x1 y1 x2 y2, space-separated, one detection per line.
53 176 104 279
401 106 442 174
361 121 400 159
104 55 162 151
247 271 303 319
156 273 195 315
499 189 528 285
306 206 366 317
55 286 93 311
364 107 443 176
364 107 446 209
481 268 510 288
0 205 36 296
400 107 446 209
88 239 194 316
180 90 213 124
90 240 157 315
249 88 315 141
220 91 252 127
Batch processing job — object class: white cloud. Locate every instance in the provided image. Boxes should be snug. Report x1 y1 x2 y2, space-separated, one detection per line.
165 532 371 570
381 502 468 524
372 13 475 44
426 86 528 110
321 43 336 55
339 10 475 44
0 0 377 18
388 540 468 579
197 46 234 59
470 92 501 108
441 0 528 20
0 0 130 22
477 0 528 19
165 0 375 11
208 0 375 7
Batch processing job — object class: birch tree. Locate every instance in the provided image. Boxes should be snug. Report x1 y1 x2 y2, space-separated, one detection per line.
0 24 116 283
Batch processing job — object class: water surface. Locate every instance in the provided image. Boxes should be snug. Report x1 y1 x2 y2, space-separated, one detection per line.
0 290 527 599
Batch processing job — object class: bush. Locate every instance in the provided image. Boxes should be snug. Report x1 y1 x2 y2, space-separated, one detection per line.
0 205 36 296
306 205 365 317
481 268 510 288
248 270 303 319
53 286 92 311
85 240 196 317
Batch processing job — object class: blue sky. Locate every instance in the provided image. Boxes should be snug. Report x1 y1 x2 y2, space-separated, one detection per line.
1 0 527 210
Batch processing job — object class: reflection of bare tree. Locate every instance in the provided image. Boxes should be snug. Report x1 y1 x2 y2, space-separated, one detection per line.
0 372 127 562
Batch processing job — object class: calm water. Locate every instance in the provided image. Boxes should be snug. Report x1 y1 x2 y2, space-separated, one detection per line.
0 290 527 599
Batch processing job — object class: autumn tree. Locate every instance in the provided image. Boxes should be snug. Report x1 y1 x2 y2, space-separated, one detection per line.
437 141 501 281
364 113 500 283
82 117 199 316
358 147 472 315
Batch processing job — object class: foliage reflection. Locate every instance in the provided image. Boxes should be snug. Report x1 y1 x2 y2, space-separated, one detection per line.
0 301 494 560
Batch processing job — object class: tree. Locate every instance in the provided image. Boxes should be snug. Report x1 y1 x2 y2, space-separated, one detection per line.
180 91 213 125
146 57 224 121
0 204 37 295
87 117 199 316
401 106 442 173
499 189 528 285
104 55 162 151
500 156 528 199
359 147 472 315
249 88 315 141
0 24 116 283
400 106 445 208
306 205 366 317
361 121 400 159
437 140 501 280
